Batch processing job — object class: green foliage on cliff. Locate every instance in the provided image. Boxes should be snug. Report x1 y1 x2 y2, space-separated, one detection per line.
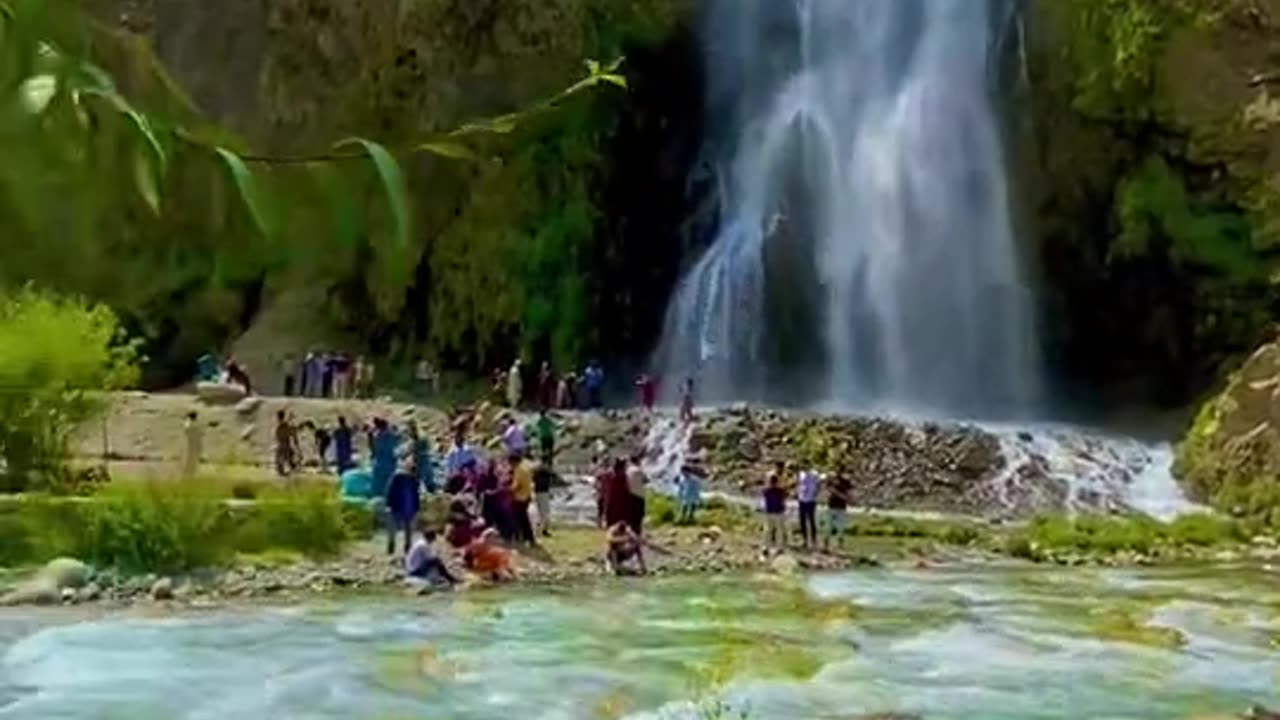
1112 155 1255 275
2 0 689 384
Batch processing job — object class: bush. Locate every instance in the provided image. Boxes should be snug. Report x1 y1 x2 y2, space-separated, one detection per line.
0 289 139 492
0 479 370 573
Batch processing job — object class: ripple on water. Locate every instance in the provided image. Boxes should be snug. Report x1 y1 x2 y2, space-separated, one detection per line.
0 568 1276 719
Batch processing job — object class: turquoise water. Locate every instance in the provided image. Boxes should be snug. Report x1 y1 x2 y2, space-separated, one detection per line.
1 565 1277 719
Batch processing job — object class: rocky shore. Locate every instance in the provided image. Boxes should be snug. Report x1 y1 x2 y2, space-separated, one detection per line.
0 524 919 610
76 392 1185 520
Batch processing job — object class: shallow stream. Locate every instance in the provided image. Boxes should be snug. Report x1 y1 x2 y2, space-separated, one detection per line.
1 565 1277 719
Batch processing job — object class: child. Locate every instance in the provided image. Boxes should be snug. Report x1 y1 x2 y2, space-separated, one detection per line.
677 464 702 524
762 467 787 552
405 527 459 586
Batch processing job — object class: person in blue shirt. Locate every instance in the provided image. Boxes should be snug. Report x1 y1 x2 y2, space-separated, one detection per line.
370 418 399 498
584 361 604 409
444 426 476 485
333 415 355 475
407 420 435 493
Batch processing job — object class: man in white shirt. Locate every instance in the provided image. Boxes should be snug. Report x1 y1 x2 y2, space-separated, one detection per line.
405 528 458 586
796 468 821 549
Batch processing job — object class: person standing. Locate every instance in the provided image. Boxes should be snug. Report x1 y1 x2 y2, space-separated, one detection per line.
535 408 555 466
302 421 332 472
510 453 536 545
444 425 476 486
678 463 702 524
331 353 350 399
602 458 631 530
625 453 649 536
370 418 399 500
500 415 527 458
333 415 355 475
385 467 420 555
680 377 696 424
538 361 555 409
825 474 851 552
352 356 367 399
303 351 321 397
584 361 604 410
182 411 203 479
635 374 656 413
762 467 787 552
320 351 334 399
555 373 572 410
407 420 435 493
533 461 554 537
507 358 523 409
274 410 298 477
796 467 821 550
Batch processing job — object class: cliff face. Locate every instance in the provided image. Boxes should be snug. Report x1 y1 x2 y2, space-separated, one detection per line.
1023 0 1280 411
88 0 703 384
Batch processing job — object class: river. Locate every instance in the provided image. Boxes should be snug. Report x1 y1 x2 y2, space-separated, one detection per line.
1 564 1276 719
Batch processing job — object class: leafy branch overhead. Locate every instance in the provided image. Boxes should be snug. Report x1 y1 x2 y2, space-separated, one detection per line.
2 0 628 249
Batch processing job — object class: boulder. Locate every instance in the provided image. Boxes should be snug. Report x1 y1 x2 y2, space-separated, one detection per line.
41 557 91 589
77 582 102 603
196 382 247 405
770 554 800 575
0 558 90 606
150 577 174 600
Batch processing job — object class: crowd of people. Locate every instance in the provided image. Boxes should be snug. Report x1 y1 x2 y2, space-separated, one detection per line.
282 351 376 400
491 358 608 411
759 462 853 553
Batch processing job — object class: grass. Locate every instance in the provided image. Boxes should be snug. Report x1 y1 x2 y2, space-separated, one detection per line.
0 477 372 574
1004 512 1246 562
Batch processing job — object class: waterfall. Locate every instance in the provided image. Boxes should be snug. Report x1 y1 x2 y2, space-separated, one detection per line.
657 0 1039 417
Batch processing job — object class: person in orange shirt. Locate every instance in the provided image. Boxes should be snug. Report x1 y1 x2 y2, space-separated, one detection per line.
463 529 513 582
510 454 536 545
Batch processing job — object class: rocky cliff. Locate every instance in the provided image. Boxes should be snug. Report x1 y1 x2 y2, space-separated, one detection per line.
1174 336 1280 527
1024 0 1280 410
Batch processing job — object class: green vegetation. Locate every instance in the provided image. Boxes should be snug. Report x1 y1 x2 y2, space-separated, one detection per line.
0 479 371 573
0 288 140 492
1004 512 1245 562
0 0 692 388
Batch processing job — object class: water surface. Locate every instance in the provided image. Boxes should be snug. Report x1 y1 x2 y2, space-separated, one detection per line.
1 566 1277 719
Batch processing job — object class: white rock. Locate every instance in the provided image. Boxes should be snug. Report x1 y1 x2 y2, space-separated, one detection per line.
150 577 174 600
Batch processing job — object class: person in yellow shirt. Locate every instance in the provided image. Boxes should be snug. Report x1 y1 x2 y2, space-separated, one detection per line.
510 453 536 545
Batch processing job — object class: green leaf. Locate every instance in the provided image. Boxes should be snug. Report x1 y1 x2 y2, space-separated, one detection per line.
81 88 166 174
307 162 360 250
213 146 273 238
414 140 480 162
132 149 159 215
333 137 410 248
448 113 523 137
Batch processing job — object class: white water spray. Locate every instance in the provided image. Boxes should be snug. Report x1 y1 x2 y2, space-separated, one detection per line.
657 0 1039 416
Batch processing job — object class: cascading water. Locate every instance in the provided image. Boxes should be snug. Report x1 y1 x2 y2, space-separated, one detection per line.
649 0 1197 517
657 0 1039 417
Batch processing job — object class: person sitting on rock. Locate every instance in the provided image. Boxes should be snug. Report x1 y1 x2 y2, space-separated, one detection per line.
605 521 647 576
464 528 514 582
405 526 459 587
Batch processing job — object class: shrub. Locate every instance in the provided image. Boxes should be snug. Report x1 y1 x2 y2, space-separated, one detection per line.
0 289 139 492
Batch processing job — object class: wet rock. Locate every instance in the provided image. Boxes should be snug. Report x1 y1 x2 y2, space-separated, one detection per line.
1245 706 1280 720
78 582 102 603
770 554 800 575
60 587 77 604
0 557 92 606
150 577 174 600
